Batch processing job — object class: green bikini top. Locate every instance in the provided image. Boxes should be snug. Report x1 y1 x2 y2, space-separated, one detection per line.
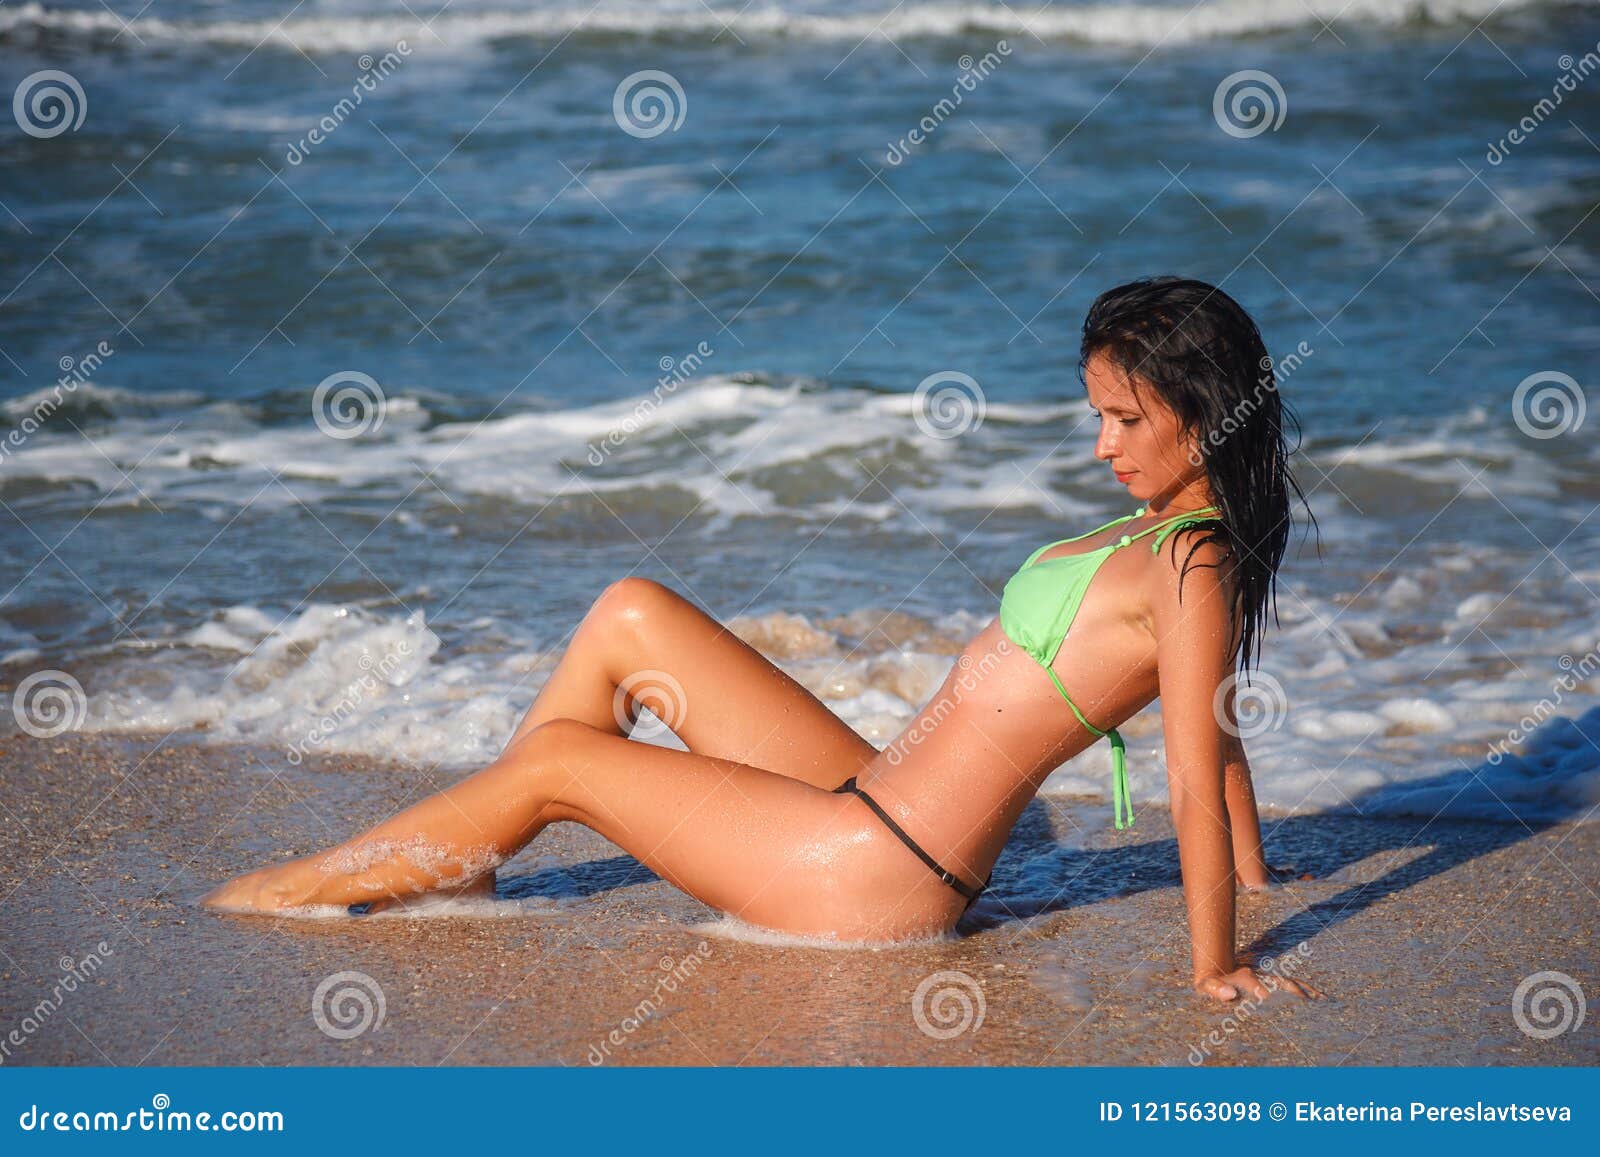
998 502 1223 829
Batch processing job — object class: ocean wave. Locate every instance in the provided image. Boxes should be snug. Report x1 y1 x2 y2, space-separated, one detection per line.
0 373 1100 521
43 591 1600 824
0 0 1588 54
0 375 1590 527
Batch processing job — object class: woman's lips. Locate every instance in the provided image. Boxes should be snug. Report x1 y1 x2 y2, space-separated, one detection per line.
1114 470 1136 483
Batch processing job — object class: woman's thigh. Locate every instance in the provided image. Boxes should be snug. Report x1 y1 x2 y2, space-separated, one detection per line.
528 720 965 939
569 577 879 789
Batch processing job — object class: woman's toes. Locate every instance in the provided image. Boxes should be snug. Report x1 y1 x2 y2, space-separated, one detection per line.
200 877 262 912
200 864 309 912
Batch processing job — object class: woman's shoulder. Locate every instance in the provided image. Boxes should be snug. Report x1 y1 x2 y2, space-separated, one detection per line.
1142 524 1239 617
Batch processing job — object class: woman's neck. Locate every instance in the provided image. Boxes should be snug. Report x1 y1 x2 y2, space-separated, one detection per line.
1142 483 1217 518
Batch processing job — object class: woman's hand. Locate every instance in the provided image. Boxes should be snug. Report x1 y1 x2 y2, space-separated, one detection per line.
1193 966 1324 1003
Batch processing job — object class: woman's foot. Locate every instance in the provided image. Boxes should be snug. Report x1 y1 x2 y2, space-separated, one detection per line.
360 869 498 915
200 857 324 913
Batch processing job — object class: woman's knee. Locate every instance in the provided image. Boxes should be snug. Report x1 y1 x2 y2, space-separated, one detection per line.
502 717 601 774
592 576 676 630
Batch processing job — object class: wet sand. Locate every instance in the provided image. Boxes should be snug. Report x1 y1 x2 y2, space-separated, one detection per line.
0 731 1595 1067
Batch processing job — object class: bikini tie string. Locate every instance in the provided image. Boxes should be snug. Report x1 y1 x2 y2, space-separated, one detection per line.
1108 728 1134 830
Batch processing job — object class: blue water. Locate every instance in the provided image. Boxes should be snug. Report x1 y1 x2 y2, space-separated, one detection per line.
1 0 1597 819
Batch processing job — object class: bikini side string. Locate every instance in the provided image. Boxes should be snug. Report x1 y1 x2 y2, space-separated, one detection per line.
1108 728 1134 830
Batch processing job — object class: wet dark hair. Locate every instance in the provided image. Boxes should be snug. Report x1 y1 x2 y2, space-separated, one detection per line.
1078 275 1317 680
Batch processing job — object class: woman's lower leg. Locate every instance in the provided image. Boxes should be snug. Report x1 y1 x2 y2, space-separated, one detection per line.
203 737 557 911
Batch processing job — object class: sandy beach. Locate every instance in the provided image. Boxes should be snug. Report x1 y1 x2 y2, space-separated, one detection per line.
1 731 1593 1067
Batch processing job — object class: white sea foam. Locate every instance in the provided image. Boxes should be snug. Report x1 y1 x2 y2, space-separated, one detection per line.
2 375 1590 534
0 373 1102 527
0 0 1583 54
692 914 955 948
10 376 1593 825
60 568 1600 826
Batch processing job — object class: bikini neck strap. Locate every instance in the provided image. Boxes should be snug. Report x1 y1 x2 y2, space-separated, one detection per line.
1132 503 1223 553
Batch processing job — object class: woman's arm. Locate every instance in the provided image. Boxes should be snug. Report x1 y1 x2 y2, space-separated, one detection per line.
1151 546 1239 995
1224 732 1272 889
1153 540 1322 1002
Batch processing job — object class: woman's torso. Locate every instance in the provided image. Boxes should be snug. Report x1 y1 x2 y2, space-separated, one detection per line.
858 509 1226 883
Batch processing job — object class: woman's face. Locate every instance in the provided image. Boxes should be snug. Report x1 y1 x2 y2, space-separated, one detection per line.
1083 350 1206 505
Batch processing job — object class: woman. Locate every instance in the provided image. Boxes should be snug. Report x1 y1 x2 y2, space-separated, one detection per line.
203 276 1324 1005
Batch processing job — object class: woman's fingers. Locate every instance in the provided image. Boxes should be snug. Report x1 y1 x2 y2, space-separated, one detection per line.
1195 975 1239 1001
1237 970 1273 1001
1255 972 1325 1000
1282 976 1326 1000
1194 969 1327 1002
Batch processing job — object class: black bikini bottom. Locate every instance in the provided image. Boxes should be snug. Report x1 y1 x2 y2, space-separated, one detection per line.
832 776 990 906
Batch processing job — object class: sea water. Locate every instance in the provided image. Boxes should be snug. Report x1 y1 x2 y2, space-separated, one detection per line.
2 0 1596 825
